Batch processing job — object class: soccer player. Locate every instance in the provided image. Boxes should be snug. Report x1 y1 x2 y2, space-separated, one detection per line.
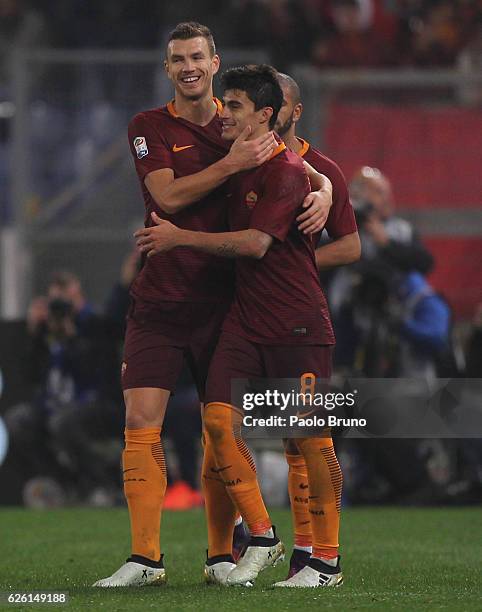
274 72 361 583
93 23 333 588
138 64 348 588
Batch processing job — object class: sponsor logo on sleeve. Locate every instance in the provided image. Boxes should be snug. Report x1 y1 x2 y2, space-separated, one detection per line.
133 136 148 159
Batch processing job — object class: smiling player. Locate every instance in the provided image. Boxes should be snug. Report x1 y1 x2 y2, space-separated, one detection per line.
139 64 346 588
93 23 333 588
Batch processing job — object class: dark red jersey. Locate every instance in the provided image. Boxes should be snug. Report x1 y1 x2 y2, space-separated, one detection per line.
298 138 357 245
222 142 335 345
128 99 233 304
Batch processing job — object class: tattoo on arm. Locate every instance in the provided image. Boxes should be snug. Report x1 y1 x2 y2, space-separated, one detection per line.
216 242 238 258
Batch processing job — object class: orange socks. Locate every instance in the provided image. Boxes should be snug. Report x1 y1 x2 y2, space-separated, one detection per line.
285 449 312 548
203 403 271 535
296 436 342 560
123 427 166 561
201 432 238 557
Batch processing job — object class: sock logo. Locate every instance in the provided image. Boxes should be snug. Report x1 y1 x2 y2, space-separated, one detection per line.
210 465 232 474
224 478 242 487
299 483 309 489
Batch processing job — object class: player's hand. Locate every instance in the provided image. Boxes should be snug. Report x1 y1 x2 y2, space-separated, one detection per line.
134 212 182 257
297 188 333 235
225 127 277 172
27 296 48 333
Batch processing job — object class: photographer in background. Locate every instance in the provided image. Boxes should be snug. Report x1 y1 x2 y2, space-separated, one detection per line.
329 168 450 505
329 166 435 370
350 166 433 274
5 271 121 506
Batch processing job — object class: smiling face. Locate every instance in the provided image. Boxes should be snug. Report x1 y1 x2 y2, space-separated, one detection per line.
220 89 273 141
165 36 220 101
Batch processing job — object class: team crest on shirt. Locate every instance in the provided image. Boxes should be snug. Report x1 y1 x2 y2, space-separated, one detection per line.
245 191 258 209
133 136 148 159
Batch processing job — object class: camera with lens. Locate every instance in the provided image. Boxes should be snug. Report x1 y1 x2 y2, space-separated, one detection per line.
352 199 375 228
48 298 74 321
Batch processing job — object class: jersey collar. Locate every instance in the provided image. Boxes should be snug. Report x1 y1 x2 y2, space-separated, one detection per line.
269 141 287 160
167 97 223 118
296 137 310 158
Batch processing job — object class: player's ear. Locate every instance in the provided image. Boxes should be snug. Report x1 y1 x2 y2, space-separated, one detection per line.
293 102 303 124
260 107 273 127
164 58 171 79
211 54 220 76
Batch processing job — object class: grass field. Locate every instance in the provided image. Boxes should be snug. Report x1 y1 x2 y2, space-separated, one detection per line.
1 507 481 611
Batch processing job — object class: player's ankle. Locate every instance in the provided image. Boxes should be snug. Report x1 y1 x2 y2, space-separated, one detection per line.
252 526 274 539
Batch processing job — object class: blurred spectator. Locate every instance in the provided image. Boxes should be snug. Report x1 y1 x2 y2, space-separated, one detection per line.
312 0 393 68
350 166 433 272
396 270 451 381
329 165 434 341
409 1 465 66
4 271 122 506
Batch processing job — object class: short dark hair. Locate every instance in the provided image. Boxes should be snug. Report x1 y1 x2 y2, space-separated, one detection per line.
167 22 216 57
221 64 283 130
277 72 301 105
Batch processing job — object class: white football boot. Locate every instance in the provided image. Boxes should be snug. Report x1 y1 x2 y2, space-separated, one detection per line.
204 554 239 586
93 555 166 587
205 554 253 586
226 530 285 586
274 556 343 588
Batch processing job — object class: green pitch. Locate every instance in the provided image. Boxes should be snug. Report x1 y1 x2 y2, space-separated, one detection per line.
1 507 480 611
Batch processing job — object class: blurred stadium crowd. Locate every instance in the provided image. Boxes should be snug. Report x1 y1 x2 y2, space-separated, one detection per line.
2 167 481 509
1 0 482 78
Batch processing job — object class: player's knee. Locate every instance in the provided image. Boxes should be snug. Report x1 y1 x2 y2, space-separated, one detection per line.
203 405 232 442
125 407 160 430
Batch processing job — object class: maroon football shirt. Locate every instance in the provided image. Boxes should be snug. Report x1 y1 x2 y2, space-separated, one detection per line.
128 98 233 304
222 142 335 345
298 138 357 245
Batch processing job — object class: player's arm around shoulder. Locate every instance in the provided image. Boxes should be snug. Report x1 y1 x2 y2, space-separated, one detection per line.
135 212 272 260
297 160 333 235
140 125 277 216
315 231 361 270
